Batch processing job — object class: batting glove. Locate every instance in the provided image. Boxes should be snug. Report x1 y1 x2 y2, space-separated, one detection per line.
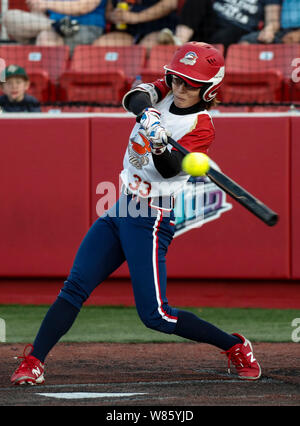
139 107 170 155
148 124 171 155
139 107 162 132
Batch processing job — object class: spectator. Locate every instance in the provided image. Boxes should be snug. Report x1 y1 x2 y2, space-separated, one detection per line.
159 0 283 50
93 0 178 49
0 65 41 112
3 0 107 54
159 0 214 46
239 0 300 44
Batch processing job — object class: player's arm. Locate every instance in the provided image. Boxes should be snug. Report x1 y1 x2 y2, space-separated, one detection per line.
127 91 152 115
258 3 281 43
123 78 170 113
152 149 184 179
154 115 215 178
112 0 177 25
27 0 102 15
125 88 185 178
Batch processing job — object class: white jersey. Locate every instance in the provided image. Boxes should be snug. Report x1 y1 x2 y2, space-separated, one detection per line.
121 82 215 198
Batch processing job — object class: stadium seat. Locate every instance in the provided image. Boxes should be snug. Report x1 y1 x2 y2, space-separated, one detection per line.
221 69 283 103
0 45 70 102
6 0 29 10
221 44 300 103
141 45 179 82
141 44 224 84
59 45 147 104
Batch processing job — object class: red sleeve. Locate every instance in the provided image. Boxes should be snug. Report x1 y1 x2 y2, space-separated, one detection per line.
176 114 215 155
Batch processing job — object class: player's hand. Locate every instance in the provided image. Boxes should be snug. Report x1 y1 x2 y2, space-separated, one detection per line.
257 25 276 43
148 123 170 146
139 107 162 132
139 107 171 154
282 29 300 44
111 9 139 25
148 124 171 155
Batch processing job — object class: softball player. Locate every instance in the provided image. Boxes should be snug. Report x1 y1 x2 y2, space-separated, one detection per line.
11 42 261 385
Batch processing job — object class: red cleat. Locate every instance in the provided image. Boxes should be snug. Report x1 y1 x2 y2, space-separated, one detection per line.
11 344 45 385
222 333 261 380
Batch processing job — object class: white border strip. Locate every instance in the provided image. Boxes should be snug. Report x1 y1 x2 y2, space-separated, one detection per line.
0 111 300 119
37 392 147 399
152 210 177 324
210 111 300 118
0 112 135 119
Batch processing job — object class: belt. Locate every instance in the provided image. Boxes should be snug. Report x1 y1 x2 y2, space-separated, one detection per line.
123 186 175 211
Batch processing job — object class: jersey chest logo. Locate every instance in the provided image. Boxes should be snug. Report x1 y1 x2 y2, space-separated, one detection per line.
128 130 151 169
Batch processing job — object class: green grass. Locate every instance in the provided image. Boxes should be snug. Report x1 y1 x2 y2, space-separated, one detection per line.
0 304 299 343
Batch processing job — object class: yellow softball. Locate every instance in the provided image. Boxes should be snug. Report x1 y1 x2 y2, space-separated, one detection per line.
181 152 210 176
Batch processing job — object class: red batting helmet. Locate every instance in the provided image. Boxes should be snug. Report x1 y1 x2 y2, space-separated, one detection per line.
164 42 225 102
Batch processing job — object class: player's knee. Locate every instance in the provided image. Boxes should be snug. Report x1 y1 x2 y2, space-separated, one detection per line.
2 10 20 33
138 312 174 334
36 29 63 45
59 278 88 311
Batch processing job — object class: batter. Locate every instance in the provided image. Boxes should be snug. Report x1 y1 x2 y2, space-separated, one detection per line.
11 42 261 385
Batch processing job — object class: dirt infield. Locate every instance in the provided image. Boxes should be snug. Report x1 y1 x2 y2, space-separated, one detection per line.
1 342 299 407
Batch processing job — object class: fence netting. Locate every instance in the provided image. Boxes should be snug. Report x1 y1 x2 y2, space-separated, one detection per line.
0 0 299 112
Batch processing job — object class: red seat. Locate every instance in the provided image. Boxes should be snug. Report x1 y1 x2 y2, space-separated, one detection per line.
141 44 224 84
222 69 283 103
221 44 300 103
6 0 30 11
0 45 70 102
59 45 147 104
141 45 179 82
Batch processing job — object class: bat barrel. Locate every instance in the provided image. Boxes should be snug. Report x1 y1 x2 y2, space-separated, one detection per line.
166 137 279 227
207 168 279 227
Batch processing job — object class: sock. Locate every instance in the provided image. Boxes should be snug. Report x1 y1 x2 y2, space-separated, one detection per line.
31 297 79 363
173 310 242 351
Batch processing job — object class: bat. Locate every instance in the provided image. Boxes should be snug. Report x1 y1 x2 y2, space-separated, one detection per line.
167 136 279 227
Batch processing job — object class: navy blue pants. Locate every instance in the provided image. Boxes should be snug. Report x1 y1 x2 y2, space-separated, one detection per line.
59 193 178 334
31 192 241 363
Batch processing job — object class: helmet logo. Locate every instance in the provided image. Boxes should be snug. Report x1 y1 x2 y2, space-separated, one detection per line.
179 51 198 66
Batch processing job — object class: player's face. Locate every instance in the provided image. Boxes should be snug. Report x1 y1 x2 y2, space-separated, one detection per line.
2 77 30 102
171 76 202 108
